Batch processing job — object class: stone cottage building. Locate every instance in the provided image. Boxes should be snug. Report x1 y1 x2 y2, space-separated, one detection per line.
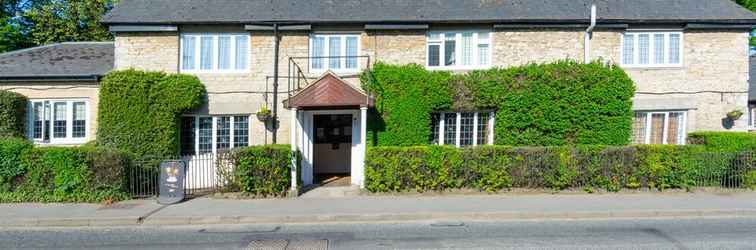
1 0 755 188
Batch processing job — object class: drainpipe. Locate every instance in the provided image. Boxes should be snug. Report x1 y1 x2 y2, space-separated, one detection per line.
272 23 280 144
584 4 597 63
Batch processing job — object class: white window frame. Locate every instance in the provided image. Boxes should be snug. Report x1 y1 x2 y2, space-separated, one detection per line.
634 111 688 145
749 106 756 129
620 30 684 68
181 115 251 155
27 99 90 145
426 30 492 70
179 33 250 73
434 111 495 147
309 33 361 74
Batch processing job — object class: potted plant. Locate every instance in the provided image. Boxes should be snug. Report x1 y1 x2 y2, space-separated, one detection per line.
256 105 272 121
727 110 744 121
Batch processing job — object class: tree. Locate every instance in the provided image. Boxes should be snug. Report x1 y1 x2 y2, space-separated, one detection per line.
25 0 114 45
0 18 30 52
735 0 756 46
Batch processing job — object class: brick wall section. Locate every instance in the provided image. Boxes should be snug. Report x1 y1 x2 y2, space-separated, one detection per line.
114 32 179 73
0 82 100 144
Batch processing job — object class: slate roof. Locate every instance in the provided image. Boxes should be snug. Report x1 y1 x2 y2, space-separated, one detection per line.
102 0 756 25
750 55 756 103
0 42 114 80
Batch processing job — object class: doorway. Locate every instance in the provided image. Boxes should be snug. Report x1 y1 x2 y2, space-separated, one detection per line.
312 114 352 186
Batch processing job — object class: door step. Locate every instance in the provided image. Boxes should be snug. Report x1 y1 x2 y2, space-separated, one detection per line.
299 185 361 199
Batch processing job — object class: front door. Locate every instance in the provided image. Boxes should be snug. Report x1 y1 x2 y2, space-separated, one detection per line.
312 114 352 186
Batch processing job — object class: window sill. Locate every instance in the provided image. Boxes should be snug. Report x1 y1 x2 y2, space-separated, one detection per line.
427 65 492 71
33 139 89 146
309 68 362 75
620 65 684 70
180 70 251 75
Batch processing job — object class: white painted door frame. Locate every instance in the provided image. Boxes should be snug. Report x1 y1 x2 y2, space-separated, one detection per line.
293 109 365 188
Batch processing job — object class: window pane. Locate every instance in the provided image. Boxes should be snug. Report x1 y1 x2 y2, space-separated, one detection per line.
198 117 213 154
623 34 635 65
667 112 685 145
669 34 680 64
53 102 67 138
182 36 196 70
460 113 474 146
235 36 249 70
233 116 249 148
430 113 440 144
638 34 650 64
428 44 440 67
476 113 490 145
217 36 232 70
654 34 665 64
345 36 358 69
461 32 473 66
200 36 214 70
444 33 456 66
72 102 86 138
328 36 342 69
478 44 489 66
32 102 44 139
443 113 457 145
649 113 665 144
632 112 648 144
311 36 325 69
180 117 196 156
216 117 231 151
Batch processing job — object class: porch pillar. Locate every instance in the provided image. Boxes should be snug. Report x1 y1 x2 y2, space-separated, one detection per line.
359 107 368 188
290 108 298 194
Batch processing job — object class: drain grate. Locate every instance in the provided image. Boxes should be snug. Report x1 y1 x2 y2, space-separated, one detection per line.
247 239 328 250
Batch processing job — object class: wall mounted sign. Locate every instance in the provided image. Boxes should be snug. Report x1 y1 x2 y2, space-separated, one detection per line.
158 160 185 205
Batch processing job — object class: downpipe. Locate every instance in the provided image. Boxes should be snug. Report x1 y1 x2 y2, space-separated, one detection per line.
584 4 597 63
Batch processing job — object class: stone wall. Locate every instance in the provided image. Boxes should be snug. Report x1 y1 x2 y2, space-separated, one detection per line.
0 82 100 144
114 32 179 73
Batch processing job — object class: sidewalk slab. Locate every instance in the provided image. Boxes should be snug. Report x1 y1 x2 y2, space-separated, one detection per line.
0 199 163 227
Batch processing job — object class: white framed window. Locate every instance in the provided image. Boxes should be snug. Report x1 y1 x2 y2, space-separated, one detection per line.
427 30 491 70
621 31 683 68
310 34 360 73
180 33 250 73
749 106 756 129
632 111 687 145
180 115 251 155
27 99 89 144
430 111 495 147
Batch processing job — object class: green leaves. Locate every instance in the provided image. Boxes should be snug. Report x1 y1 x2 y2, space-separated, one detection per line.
0 90 27 139
97 70 206 159
227 145 293 197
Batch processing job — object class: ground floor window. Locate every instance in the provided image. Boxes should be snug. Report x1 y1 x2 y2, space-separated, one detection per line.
180 115 250 155
632 111 687 145
28 99 89 144
750 105 755 129
430 111 494 147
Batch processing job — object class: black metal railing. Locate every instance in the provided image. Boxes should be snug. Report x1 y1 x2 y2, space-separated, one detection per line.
127 152 235 198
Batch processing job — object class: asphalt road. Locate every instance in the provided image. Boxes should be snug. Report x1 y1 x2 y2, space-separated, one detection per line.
1 217 755 250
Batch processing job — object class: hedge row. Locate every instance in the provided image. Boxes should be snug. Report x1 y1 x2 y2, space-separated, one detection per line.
0 138 131 203
688 132 756 152
219 145 295 197
97 70 206 159
365 145 756 193
362 60 635 146
0 90 27 138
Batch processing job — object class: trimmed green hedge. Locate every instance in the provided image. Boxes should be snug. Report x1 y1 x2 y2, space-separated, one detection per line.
0 139 131 203
97 70 206 159
688 132 756 152
362 60 635 147
0 90 27 138
222 145 294 197
365 145 750 193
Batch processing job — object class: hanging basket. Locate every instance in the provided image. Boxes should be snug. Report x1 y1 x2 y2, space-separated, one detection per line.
727 110 744 121
256 112 272 122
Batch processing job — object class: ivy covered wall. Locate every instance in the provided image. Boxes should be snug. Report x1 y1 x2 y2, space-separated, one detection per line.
362 60 636 146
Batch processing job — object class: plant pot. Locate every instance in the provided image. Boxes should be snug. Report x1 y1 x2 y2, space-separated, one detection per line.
256 113 272 122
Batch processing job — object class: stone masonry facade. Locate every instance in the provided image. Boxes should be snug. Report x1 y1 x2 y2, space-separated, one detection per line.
112 25 751 146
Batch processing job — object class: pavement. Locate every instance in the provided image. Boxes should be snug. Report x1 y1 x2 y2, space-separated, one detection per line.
2 191 756 228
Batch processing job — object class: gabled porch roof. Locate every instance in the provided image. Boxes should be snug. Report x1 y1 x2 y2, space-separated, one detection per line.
284 71 373 110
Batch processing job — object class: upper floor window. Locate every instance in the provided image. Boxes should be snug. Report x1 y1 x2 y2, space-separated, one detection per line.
632 111 687 145
621 31 682 68
310 34 360 73
28 99 89 144
180 34 250 73
427 31 491 70
430 111 494 147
